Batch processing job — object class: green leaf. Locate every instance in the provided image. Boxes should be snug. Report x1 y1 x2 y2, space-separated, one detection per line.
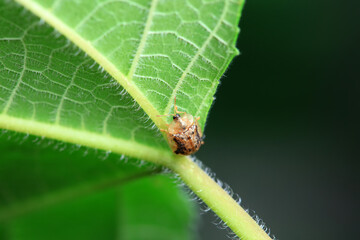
0 0 244 165
0 0 242 159
0 0 173 165
0 0 243 167
0 132 196 240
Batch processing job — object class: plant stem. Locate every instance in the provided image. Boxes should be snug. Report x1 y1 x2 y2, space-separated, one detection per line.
168 156 272 240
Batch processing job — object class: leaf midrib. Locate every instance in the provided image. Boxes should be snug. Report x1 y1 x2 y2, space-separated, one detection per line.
0 114 173 166
127 0 159 79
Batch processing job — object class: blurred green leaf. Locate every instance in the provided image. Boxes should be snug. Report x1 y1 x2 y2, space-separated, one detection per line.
0 132 196 240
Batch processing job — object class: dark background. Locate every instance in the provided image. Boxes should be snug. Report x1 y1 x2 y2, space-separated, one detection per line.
198 0 359 239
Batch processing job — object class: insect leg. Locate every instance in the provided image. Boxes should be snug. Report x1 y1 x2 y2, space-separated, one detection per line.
173 96 187 114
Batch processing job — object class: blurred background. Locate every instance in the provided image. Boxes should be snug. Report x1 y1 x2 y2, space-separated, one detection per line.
198 0 359 239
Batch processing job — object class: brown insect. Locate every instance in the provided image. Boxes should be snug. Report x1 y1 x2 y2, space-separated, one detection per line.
158 97 204 155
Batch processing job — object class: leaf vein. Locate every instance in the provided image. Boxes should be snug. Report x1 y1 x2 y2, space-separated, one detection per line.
163 0 230 115
1 22 38 114
127 0 159 79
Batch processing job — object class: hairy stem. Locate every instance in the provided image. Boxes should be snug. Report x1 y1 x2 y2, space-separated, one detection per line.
168 156 272 240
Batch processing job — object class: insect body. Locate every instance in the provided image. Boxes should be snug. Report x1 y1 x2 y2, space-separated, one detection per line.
158 98 204 155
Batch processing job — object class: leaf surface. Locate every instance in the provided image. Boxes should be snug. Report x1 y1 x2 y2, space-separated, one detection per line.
14 0 243 129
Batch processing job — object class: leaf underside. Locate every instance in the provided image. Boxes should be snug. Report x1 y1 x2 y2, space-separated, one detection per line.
27 0 241 124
